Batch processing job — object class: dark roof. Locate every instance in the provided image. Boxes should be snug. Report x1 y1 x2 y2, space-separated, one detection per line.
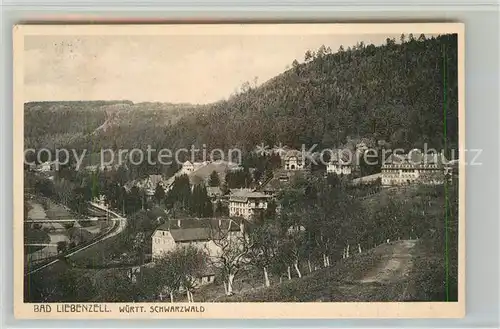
169 218 241 242
229 190 270 202
155 217 241 233
189 161 238 185
170 228 214 242
383 151 447 167
283 149 303 158
259 170 307 192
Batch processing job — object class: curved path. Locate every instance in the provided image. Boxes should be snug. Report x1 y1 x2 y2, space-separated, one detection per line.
216 239 419 302
359 239 417 284
25 203 127 276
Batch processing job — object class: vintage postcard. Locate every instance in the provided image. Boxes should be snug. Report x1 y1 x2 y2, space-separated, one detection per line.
13 23 465 319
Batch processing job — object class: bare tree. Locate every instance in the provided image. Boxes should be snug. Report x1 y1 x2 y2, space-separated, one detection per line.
207 220 252 296
150 246 207 303
248 222 280 287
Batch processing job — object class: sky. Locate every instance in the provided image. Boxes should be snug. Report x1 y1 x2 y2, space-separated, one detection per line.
24 33 416 104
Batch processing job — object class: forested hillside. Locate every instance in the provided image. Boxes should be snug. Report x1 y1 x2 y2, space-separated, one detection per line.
24 101 202 150
163 33 458 154
24 33 458 156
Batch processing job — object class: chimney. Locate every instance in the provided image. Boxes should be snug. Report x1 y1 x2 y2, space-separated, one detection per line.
177 219 181 228
218 219 221 227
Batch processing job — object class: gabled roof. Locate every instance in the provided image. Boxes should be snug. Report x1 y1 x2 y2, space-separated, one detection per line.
383 150 446 167
229 189 270 202
154 218 241 242
155 217 240 231
283 149 303 159
258 170 307 193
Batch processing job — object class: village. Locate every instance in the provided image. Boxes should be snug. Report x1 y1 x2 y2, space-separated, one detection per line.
24 137 458 301
20 29 461 306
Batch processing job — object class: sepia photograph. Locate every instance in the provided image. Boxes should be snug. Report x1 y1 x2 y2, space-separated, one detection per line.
14 23 465 319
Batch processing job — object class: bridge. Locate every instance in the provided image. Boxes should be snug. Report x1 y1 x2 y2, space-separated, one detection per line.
25 243 59 247
24 216 107 223
25 202 128 276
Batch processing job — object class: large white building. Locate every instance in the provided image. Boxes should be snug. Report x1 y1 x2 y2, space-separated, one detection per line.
229 189 271 220
381 150 447 186
151 218 244 285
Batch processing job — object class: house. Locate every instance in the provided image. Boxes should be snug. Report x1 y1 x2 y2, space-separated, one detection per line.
182 161 211 174
85 164 120 173
206 186 225 202
258 169 307 196
282 149 306 171
182 161 195 173
381 150 447 186
326 149 353 176
229 189 271 220
151 218 244 285
327 161 352 176
152 218 243 258
37 161 55 172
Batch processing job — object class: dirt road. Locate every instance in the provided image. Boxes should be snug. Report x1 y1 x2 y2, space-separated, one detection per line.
359 239 417 284
218 239 419 302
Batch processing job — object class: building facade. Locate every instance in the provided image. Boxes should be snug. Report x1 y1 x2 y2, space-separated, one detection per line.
151 218 243 286
151 218 243 259
229 189 271 220
326 162 352 176
381 150 446 186
282 150 305 171
182 161 195 173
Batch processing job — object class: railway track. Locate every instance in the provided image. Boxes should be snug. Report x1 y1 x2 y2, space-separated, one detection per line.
24 203 127 276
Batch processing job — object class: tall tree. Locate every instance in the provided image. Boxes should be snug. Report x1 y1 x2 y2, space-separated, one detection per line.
208 170 221 187
153 183 166 205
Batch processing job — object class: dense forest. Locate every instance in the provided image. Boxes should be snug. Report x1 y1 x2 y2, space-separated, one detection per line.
24 33 458 159
165 33 458 155
24 101 203 151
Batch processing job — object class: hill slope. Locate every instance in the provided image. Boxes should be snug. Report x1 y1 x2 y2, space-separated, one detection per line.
216 239 441 302
24 101 202 151
162 34 458 154
24 34 458 158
